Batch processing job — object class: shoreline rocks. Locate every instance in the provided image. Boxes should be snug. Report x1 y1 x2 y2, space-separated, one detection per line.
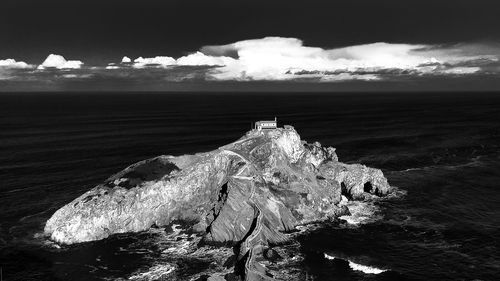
44 126 392 280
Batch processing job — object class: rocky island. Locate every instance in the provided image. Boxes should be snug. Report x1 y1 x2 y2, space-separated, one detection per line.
45 126 392 280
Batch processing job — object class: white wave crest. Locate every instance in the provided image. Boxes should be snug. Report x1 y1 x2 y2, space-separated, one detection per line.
348 260 387 274
323 253 387 274
128 264 175 281
324 253 336 260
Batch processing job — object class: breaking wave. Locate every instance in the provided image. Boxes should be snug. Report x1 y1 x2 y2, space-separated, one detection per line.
398 155 488 173
323 253 387 275
339 199 382 226
127 264 175 281
348 260 387 274
337 186 405 226
118 224 233 280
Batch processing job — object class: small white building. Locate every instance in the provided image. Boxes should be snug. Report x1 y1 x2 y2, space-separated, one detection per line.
254 117 277 131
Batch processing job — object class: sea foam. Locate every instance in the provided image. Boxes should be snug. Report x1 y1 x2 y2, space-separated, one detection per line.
128 264 175 281
324 253 387 274
347 260 387 274
339 200 382 226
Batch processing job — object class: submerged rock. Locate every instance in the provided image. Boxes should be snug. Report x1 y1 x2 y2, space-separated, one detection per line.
45 126 392 280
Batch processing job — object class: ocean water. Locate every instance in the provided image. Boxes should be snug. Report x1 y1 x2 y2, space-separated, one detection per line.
1 92 499 280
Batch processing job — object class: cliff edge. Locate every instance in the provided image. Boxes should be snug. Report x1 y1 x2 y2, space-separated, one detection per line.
44 126 392 280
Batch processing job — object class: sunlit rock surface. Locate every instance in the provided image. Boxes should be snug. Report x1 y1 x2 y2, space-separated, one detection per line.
44 126 392 280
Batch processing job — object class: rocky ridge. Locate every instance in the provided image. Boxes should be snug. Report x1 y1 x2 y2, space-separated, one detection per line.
44 126 392 280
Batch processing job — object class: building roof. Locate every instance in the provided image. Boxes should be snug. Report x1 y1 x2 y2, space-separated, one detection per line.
255 117 277 124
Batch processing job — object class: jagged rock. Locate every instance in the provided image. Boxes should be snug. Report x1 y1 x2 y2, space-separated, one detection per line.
44 126 392 280
206 275 226 281
263 248 282 262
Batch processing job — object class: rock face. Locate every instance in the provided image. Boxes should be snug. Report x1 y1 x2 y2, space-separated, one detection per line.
45 126 392 280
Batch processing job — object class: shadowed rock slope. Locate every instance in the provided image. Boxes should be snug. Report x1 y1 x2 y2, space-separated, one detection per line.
45 126 392 280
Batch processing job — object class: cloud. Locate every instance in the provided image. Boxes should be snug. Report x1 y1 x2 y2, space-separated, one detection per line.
100 37 498 81
196 37 500 80
440 67 481 75
3 37 500 87
128 52 234 68
121 56 132 63
176 51 236 66
133 56 176 68
0 58 33 69
106 63 120 70
37 54 83 69
199 38 430 80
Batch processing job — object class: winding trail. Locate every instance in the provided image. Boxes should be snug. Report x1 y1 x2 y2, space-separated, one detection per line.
221 147 256 180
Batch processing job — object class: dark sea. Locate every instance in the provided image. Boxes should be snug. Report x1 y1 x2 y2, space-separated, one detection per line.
1 92 499 281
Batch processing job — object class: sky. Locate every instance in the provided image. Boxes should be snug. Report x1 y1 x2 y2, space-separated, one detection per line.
1 0 500 91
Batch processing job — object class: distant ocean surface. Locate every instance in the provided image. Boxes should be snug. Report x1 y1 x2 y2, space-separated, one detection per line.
1 92 499 281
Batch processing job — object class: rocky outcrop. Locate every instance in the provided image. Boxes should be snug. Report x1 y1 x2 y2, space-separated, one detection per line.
44 126 392 280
